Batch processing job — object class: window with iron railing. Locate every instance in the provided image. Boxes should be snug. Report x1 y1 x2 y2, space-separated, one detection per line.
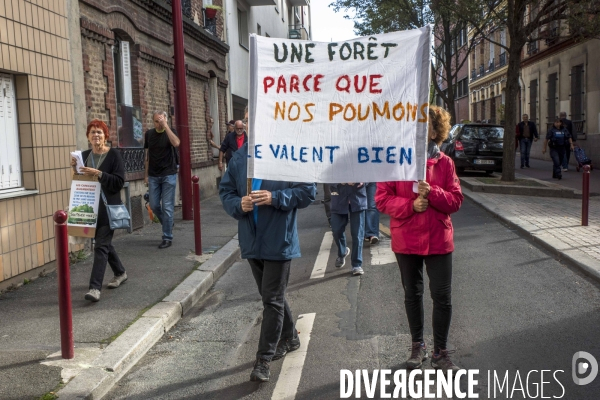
526 41 538 55
498 53 506 67
288 24 309 40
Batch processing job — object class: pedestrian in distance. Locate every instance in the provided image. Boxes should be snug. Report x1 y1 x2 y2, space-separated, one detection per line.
516 114 538 169
219 108 316 383
71 119 128 302
322 183 332 227
144 111 180 249
330 182 367 275
543 117 574 180
364 182 380 244
376 105 464 373
218 120 247 171
559 111 575 171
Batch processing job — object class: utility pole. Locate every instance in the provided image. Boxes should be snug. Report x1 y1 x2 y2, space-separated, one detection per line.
171 0 193 220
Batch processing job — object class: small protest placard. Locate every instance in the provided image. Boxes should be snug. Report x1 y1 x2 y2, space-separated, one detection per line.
247 26 432 183
67 175 101 238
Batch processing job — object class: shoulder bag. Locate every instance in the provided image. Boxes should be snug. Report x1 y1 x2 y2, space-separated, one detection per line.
91 150 131 230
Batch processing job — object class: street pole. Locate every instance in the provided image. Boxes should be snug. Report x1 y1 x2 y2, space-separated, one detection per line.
171 0 193 220
192 175 202 255
582 165 590 226
54 210 74 359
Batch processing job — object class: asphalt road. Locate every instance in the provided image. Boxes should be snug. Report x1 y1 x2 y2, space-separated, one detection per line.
106 190 600 400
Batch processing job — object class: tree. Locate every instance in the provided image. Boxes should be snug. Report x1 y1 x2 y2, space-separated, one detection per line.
452 0 600 181
330 0 481 125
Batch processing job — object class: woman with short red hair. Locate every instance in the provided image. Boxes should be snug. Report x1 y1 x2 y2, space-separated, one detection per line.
376 106 463 372
70 119 128 302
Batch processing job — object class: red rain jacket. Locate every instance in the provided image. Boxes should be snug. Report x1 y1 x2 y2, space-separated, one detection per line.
376 153 463 255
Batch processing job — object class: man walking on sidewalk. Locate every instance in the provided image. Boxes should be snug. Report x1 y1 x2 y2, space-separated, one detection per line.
330 182 367 275
516 114 538 169
219 118 316 382
219 120 247 171
560 111 575 171
144 111 180 249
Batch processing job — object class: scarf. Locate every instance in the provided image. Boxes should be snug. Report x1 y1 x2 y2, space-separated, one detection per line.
427 140 440 160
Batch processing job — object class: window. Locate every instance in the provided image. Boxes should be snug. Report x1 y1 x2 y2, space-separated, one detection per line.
455 78 469 98
257 24 261 36
265 32 270 38
113 38 133 107
0 74 22 190
570 65 584 120
529 79 538 122
457 28 467 48
547 73 557 121
238 9 249 49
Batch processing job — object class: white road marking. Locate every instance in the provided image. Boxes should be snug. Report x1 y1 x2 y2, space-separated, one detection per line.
271 313 316 400
310 231 333 279
370 237 396 265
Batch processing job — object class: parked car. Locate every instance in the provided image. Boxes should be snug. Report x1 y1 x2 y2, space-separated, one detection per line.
441 123 504 175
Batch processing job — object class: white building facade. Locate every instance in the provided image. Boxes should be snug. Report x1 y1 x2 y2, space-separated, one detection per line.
223 0 312 121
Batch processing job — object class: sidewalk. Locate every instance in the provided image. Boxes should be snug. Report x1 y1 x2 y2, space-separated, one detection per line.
0 194 239 400
463 156 600 281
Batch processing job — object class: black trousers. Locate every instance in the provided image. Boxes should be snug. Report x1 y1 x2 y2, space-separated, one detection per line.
248 259 297 361
323 184 331 220
89 224 126 290
395 253 453 352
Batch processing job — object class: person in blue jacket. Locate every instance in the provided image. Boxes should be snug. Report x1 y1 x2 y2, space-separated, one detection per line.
219 140 316 383
542 117 573 180
330 182 367 275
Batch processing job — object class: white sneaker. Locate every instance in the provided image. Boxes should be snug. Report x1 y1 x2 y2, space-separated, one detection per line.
107 272 128 289
370 236 379 245
85 289 101 302
335 247 350 268
352 267 364 275
562 168 568 172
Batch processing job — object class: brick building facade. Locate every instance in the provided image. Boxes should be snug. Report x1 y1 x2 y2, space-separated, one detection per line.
77 0 229 206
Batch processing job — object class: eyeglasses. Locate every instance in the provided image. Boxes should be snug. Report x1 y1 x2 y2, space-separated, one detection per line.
235 128 244 131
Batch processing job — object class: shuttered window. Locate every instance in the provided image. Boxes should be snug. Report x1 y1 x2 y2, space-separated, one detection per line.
570 65 583 121
529 79 538 122
0 74 22 190
547 73 557 122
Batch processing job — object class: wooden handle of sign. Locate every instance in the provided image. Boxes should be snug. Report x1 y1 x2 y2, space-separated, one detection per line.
247 178 252 196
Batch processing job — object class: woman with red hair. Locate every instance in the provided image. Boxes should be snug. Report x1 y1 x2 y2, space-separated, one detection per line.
376 106 463 372
71 119 128 302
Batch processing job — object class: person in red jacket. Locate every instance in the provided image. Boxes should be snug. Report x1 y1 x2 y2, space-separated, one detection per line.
376 105 463 373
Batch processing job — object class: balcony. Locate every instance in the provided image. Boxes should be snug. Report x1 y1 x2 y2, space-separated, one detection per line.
544 27 559 46
479 65 484 76
487 60 495 73
471 69 477 80
246 0 276 6
203 9 217 36
288 24 309 40
498 53 506 67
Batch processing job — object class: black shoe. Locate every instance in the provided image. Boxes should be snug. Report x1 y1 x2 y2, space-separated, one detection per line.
158 240 172 249
250 358 270 382
272 336 301 361
525 164 530 168
520 165 524 169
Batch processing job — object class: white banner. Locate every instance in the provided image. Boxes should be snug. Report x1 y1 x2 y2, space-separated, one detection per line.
248 26 432 183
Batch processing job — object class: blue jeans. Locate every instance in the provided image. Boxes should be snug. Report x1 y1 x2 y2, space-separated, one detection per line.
549 147 565 178
365 183 379 238
519 138 532 167
331 207 365 268
148 174 177 241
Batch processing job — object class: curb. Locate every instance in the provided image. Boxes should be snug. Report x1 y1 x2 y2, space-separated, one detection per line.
56 237 241 400
462 187 600 283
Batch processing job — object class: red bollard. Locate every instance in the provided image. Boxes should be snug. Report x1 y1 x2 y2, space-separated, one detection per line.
192 176 202 255
53 211 74 359
582 165 590 226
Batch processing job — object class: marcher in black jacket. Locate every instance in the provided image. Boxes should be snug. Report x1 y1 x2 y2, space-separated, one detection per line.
516 114 539 168
219 120 247 170
71 119 127 302
559 111 575 170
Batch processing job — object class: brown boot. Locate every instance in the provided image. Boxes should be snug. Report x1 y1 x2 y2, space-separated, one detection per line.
406 341 428 369
431 349 461 372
